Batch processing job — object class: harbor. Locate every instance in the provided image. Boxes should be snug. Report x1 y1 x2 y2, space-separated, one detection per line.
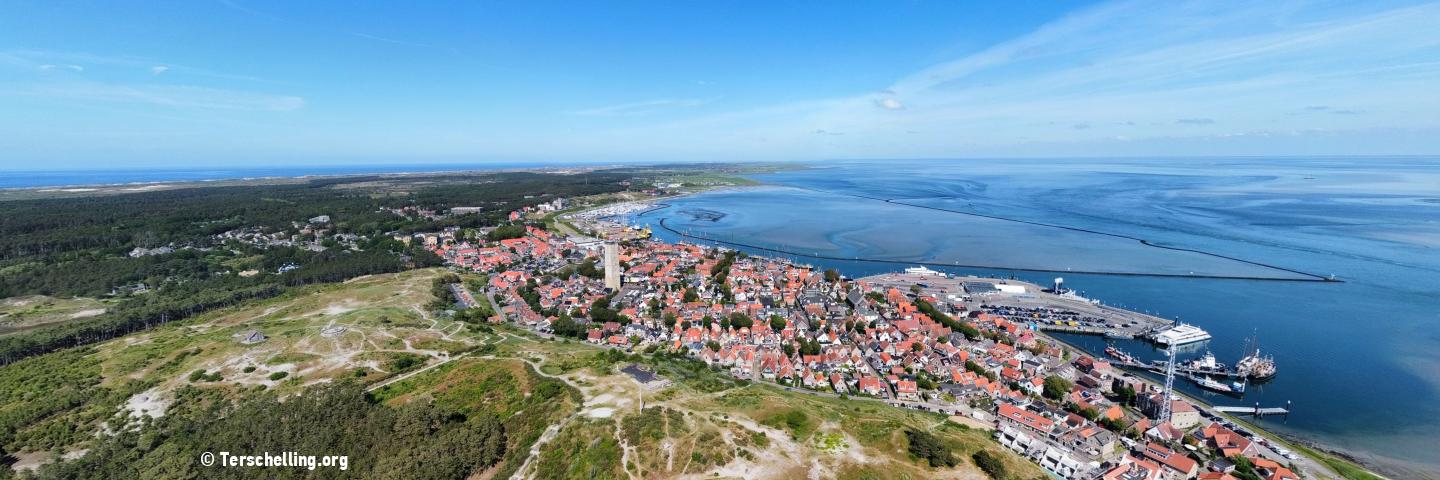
636 160 1440 478
860 271 1179 338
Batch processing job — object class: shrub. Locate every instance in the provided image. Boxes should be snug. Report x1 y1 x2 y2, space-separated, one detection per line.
905 429 957 468
972 450 1007 479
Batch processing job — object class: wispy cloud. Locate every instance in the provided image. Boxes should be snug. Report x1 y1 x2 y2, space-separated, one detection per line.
566 98 717 116
566 0 1440 158
3 49 272 83
9 82 304 111
38 64 84 72
350 32 434 48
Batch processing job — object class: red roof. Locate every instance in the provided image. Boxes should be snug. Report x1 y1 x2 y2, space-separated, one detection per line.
998 403 1054 432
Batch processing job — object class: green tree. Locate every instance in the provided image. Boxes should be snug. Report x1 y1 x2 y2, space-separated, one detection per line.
1043 375 1073 401
729 312 753 329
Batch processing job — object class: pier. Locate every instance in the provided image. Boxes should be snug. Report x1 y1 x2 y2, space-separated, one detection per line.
1108 358 1248 379
1216 402 1292 417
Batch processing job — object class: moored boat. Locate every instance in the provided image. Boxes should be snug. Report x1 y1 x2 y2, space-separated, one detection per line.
1104 346 1137 364
1192 375 1244 396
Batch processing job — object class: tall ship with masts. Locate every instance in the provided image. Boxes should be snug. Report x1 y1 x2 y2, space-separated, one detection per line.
1236 334 1277 380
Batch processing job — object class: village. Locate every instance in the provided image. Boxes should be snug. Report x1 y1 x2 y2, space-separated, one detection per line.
417 203 1313 480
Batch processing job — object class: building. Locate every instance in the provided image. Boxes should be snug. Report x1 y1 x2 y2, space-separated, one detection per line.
1197 422 1258 458
604 241 621 290
1101 455 1163 480
1139 443 1199 479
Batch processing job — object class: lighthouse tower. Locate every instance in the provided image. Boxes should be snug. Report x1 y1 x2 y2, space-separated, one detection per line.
604 241 621 290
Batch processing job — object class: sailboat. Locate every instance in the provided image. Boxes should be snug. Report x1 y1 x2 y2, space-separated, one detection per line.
1236 334 1278 380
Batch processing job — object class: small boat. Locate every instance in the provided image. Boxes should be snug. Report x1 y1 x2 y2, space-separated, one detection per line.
1104 346 1137 364
1192 375 1235 393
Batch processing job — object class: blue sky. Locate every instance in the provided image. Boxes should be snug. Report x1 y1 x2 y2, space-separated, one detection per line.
2 0 1439 169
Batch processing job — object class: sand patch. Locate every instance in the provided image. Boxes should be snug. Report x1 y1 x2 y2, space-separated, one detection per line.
124 388 171 419
69 308 106 319
324 304 357 315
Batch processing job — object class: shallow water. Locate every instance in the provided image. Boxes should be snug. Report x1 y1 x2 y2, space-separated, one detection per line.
634 157 1440 477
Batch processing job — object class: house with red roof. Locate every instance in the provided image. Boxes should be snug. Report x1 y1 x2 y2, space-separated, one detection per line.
1140 443 1198 479
858 376 886 397
1197 422 1257 458
1101 455 1163 480
998 403 1055 434
895 380 919 401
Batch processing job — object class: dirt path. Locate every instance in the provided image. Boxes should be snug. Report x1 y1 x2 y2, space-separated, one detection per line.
364 352 469 392
503 354 587 480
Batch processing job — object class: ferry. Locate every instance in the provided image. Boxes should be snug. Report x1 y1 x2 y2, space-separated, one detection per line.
1151 323 1212 346
904 266 946 277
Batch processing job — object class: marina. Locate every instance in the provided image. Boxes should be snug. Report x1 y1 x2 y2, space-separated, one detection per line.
1103 346 1277 381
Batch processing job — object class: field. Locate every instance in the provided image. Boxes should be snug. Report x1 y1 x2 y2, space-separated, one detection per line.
0 268 493 470
0 296 110 337
470 330 1046 480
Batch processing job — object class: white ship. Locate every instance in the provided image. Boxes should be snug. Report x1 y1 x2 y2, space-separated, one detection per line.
1152 323 1212 346
903 266 946 277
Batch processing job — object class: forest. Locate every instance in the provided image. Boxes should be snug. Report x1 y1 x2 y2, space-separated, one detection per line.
0 171 632 365
22 382 507 479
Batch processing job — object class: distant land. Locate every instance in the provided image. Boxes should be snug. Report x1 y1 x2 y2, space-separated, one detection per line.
0 163 598 190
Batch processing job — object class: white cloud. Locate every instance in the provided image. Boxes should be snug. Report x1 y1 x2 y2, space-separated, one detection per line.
151 65 170 75
875 98 904 110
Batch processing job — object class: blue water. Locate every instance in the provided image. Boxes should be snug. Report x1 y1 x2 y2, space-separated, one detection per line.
0 163 562 189
631 157 1440 477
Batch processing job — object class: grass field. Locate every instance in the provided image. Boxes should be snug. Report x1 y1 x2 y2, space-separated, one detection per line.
0 295 110 337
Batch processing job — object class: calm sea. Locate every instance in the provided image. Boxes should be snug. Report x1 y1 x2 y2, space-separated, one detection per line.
631 157 1440 478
